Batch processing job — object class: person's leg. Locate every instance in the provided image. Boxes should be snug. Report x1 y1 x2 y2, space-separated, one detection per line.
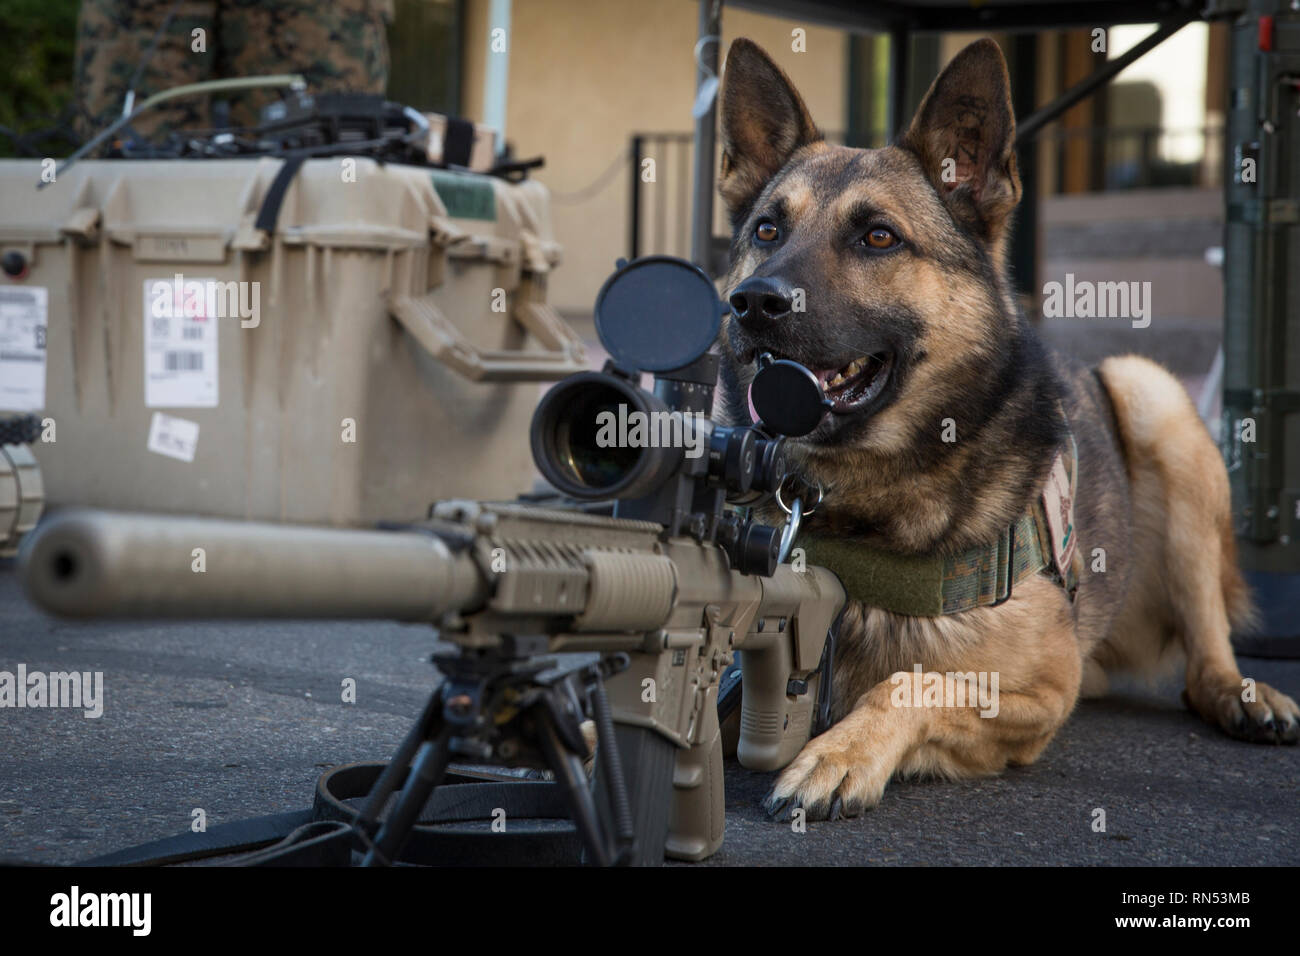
74 0 219 141
214 0 392 130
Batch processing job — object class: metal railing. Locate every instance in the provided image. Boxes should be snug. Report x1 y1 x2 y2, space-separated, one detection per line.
1037 123 1225 192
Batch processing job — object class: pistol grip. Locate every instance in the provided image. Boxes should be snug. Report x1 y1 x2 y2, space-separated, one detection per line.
736 637 817 771
664 686 724 861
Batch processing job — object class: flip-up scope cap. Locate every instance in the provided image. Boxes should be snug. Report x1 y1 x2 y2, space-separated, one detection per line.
750 355 833 437
594 256 728 373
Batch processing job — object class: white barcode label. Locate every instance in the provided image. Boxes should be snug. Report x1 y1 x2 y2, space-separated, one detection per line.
0 286 48 411
164 350 204 371
147 411 199 463
144 278 218 408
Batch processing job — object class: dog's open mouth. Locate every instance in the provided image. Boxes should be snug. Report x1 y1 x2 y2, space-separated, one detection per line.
744 347 899 433
810 352 894 413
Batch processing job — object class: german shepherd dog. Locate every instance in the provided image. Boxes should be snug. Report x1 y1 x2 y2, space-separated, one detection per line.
716 38 1300 821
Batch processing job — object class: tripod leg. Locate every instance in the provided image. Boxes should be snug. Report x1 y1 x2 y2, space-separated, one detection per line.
362 726 453 866
535 712 613 866
355 686 443 834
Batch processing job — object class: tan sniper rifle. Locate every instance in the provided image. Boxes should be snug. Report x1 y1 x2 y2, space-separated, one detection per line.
19 257 845 865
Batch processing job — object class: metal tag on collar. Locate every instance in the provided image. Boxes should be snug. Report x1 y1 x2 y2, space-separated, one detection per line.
775 475 823 564
778 495 803 564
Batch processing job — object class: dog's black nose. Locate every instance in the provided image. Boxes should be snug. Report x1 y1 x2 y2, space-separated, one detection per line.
729 276 795 328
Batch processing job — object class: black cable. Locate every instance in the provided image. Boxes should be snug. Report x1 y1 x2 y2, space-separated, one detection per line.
123 0 187 117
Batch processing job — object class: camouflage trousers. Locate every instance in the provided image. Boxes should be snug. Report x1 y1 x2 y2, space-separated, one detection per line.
74 0 393 140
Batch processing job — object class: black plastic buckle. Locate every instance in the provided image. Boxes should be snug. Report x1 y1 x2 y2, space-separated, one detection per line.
990 521 1016 608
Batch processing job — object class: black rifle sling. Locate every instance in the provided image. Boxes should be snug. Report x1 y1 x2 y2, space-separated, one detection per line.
72 765 584 867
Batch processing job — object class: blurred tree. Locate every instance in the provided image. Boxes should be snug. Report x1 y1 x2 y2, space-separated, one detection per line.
0 0 460 157
0 0 80 157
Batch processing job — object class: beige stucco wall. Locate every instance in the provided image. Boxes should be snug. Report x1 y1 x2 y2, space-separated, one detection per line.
463 0 846 312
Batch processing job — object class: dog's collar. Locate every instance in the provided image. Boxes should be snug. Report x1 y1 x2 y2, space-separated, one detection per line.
794 428 1079 617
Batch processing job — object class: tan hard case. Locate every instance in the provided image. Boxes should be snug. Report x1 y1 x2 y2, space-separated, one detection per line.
0 158 586 525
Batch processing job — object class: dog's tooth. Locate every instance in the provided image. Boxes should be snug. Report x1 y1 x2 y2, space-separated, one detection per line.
846 358 864 376
828 373 845 387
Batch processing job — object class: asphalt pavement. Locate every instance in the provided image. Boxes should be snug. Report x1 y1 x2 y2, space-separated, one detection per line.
1 562 1296 866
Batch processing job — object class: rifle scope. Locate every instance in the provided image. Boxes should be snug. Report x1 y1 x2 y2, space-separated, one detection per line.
529 366 787 503
527 256 794 507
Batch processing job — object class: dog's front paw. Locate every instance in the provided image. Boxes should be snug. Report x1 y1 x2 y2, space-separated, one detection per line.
762 729 892 822
1185 676 1300 745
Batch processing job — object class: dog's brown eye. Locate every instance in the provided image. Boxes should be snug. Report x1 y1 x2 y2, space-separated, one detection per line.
864 227 897 249
755 221 779 242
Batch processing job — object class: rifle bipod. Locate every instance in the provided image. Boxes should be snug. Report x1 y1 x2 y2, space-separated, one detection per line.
353 642 639 866
57 645 677 868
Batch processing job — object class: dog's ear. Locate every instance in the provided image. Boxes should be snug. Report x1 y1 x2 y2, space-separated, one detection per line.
899 39 1020 245
719 39 821 227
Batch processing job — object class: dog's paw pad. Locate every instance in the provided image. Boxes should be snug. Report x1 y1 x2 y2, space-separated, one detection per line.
764 740 888 823
1192 678 1300 745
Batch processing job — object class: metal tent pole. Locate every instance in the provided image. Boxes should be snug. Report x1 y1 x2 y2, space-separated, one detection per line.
690 0 723 273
